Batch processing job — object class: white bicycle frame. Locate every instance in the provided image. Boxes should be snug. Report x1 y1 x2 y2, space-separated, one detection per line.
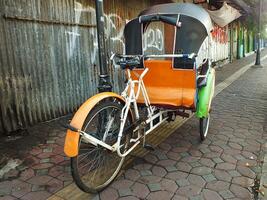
77 66 169 158
115 68 169 157
79 53 197 157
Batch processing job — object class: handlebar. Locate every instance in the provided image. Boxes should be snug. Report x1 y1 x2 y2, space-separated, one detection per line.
110 53 197 70
110 54 142 70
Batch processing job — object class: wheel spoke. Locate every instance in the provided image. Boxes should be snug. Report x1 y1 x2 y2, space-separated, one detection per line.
71 102 132 192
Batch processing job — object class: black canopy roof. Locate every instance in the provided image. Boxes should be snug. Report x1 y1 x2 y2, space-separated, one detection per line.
139 3 213 33
124 3 213 56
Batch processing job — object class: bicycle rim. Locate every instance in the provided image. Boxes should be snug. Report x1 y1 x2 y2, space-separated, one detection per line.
71 101 131 193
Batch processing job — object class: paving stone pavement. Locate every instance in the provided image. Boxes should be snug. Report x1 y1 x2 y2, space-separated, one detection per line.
89 58 267 200
0 50 267 200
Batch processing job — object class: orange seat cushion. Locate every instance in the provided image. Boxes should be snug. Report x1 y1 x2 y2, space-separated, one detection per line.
131 60 196 108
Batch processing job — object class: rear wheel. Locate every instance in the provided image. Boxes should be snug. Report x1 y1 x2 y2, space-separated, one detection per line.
199 115 210 141
71 100 132 193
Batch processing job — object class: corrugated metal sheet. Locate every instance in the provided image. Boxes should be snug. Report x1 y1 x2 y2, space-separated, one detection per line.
0 0 167 135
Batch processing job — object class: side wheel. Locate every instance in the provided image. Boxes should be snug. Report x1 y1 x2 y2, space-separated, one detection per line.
199 115 210 141
71 100 132 193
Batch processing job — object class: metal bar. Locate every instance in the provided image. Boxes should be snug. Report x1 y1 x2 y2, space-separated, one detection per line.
3 14 96 28
144 53 196 59
95 0 112 92
80 130 114 151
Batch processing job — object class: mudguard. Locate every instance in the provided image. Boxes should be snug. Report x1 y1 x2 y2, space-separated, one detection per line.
64 92 125 157
196 68 215 118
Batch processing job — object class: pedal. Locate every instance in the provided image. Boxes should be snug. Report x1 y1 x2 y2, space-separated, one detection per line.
143 143 155 151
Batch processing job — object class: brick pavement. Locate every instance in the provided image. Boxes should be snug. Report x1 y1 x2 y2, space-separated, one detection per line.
88 58 267 200
0 50 267 200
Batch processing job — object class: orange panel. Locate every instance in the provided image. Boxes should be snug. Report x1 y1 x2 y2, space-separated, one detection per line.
131 60 196 108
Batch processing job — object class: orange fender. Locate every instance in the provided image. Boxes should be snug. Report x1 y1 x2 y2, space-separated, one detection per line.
64 92 125 157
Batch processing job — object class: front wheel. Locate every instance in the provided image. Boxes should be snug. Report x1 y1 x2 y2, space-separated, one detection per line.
199 115 210 141
71 100 132 193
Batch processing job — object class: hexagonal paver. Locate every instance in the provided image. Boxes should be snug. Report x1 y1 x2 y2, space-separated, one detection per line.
202 189 223 200
165 166 177 172
56 173 72 182
181 156 200 163
220 154 237 164
187 174 206 187
230 184 252 199
165 171 188 181
140 169 152 176
188 149 203 157
191 166 212 176
199 158 215 168
228 142 242 150
21 191 51 200
209 146 223 153
202 174 217 183
152 151 168 160
11 181 31 198
27 175 52 185
45 178 63 193
151 166 167 177
228 170 241 177
176 179 190 187
48 166 64 178
19 168 35 181
138 175 161 184
147 183 161 192
130 182 149 199
111 179 134 190
160 178 178 193
176 185 202 197
219 190 235 199
215 163 236 170
133 163 152 171
224 149 241 156
203 152 221 159
144 154 158 164
172 147 189 153
206 180 230 192
213 169 232 182
236 166 256 179
118 188 133 197
124 169 140 181
158 143 172 151
118 196 139 200
166 151 181 161
146 191 174 200
99 187 119 200
175 162 192 173
237 159 257 167
231 176 254 187
157 159 176 167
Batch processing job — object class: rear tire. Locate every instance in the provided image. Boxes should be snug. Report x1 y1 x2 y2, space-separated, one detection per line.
199 115 210 141
71 100 132 193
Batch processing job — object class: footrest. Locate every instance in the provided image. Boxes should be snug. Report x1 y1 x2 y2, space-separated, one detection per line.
143 143 155 151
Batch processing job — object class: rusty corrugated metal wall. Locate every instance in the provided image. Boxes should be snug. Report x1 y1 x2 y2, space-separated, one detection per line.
0 0 168 135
